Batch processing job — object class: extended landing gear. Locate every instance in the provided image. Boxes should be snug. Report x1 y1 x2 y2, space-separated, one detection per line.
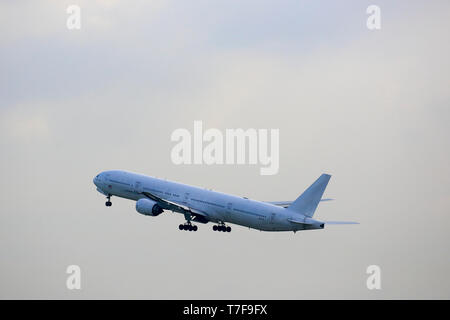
179 223 198 232
213 224 231 232
105 195 112 207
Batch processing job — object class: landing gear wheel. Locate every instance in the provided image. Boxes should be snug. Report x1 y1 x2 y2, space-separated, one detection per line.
179 223 197 231
213 224 230 232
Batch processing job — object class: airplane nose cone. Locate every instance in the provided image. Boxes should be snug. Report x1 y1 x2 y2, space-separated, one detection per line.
93 174 101 187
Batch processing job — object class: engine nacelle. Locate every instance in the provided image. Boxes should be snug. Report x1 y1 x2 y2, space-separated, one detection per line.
136 198 164 216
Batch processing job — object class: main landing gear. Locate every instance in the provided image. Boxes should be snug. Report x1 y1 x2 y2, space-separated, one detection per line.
105 195 112 207
213 224 231 232
179 223 198 232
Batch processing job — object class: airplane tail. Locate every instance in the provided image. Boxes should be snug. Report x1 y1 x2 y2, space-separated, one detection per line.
287 174 331 217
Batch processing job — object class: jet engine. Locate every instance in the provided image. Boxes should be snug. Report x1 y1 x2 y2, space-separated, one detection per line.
136 198 164 216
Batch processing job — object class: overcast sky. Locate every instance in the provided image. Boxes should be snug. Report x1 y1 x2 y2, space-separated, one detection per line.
0 0 449 299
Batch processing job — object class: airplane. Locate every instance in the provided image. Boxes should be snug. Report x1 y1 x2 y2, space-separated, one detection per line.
93 170 358 233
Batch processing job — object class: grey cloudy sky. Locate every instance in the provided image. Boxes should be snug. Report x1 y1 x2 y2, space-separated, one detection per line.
0 0 449 299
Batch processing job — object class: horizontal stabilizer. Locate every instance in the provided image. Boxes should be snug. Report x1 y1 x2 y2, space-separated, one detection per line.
324 221 359 225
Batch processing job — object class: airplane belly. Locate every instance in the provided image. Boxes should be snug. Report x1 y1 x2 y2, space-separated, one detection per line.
113 188 141 201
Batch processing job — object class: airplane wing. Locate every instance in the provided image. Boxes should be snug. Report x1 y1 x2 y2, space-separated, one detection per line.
141 191 210 223
267 198 334 208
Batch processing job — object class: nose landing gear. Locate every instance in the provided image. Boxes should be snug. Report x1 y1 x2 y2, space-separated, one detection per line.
105 195 112 207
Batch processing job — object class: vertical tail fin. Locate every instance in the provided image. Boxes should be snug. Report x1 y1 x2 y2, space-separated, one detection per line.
287 174 331 217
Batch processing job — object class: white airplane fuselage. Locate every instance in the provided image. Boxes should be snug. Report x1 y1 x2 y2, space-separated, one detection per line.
93 170 325 232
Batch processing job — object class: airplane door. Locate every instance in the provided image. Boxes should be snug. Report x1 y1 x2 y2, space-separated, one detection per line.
226 202 233 216
269 212 276 224
226 202 238 223
183 192 190 205
134 181 143 193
